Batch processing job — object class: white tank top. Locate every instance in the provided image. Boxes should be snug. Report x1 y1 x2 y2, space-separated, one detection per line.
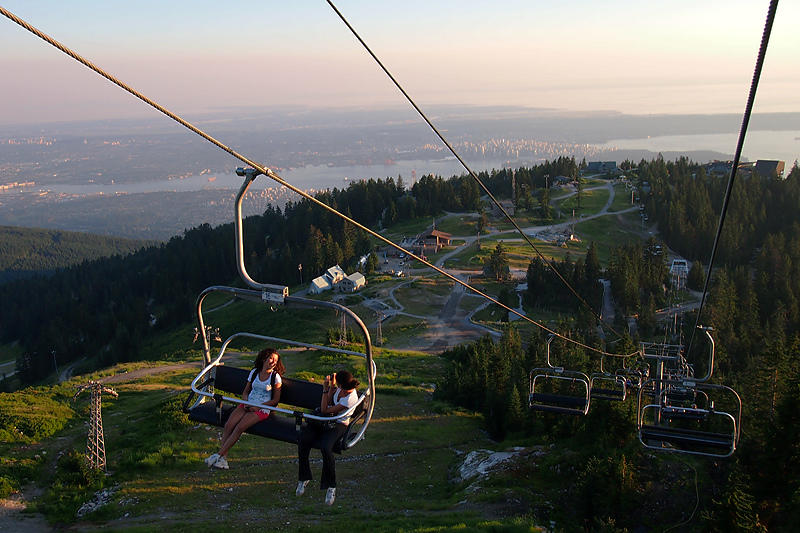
247 369 282 405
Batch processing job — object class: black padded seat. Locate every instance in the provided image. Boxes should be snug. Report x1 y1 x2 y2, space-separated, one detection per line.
640 424 734 451
591 387 625 401
529 392 588 415
186 365 364 452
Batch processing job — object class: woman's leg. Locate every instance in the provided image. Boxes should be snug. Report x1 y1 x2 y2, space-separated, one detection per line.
218 411 263 456
319 424 348 489
298 424 320 482
221 405 246 446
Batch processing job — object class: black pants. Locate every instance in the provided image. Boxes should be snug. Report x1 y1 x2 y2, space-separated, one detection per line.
298 422 348 489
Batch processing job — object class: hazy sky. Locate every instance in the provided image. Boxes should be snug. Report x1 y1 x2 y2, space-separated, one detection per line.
1 1 797 125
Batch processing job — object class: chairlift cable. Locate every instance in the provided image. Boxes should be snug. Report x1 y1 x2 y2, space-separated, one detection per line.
686 0 779 355
0 6 637 359
662 460 699 533
326 0 626 342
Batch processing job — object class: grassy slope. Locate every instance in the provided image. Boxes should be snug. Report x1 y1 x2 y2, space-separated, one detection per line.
0 345 546 532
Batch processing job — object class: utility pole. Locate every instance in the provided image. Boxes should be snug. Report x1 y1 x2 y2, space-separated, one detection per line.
376 311 384 347
73 381 118 471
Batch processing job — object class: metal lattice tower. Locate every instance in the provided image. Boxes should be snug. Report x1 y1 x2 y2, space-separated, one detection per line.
376 311 384 346
73 381 118 471
339 311 347 346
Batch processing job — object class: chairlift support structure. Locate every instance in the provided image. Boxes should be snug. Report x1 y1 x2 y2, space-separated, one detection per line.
529 334 590 415
637 328 742 457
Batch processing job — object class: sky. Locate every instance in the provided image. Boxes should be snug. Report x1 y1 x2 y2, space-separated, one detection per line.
0 1 798 125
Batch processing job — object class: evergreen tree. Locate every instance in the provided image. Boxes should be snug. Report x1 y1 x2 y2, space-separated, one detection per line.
365 252 378 274
484 242 510 281
688 259 705 290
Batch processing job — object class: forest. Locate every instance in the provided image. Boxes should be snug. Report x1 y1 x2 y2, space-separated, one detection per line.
0 225 150 284
0 170 482 385
3 155 800 528
437 159 800 530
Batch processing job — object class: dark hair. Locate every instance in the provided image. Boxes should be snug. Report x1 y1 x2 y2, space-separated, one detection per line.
335 370 359 391
254 348 285 375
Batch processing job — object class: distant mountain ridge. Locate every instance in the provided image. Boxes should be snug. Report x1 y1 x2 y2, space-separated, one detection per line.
0 225 152 283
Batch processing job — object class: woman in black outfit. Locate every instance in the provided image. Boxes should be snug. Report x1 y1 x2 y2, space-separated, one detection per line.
295 370 359 506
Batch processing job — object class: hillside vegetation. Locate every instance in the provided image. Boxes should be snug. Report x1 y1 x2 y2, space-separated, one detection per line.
1 337 716 532
0 225 151 283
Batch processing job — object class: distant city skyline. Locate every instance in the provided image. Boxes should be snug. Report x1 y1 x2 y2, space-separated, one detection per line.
1 1 798 125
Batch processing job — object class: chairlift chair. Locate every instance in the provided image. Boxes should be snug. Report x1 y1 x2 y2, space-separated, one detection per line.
183 168 376 453
636 328 741 457
589 354 627 402
615 355 650 391
529 335 590 415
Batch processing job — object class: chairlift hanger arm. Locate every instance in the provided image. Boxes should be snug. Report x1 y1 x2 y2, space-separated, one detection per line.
0 5 637 359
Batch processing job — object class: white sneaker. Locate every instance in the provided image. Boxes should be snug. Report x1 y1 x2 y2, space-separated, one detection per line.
212 456 229 469
295 480 309 496
204 453 219 466
325 487 336 506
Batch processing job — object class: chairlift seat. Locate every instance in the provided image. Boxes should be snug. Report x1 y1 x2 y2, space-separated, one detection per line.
591 387 626 401
661 406 708 421
640 424 734 454
664 389 696 403
529 392 588 415
186 365 364 453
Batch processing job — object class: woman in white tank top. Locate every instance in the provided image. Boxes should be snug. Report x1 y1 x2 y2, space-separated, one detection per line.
205 348 285 469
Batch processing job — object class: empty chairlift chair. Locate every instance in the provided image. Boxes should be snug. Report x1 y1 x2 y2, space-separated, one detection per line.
529 335 590 415
589 354 628 402
637 328 741 457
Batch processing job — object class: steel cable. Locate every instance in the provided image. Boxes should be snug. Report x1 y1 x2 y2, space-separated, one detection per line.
0 5 637 359
686 0 779 355
325 0 626 342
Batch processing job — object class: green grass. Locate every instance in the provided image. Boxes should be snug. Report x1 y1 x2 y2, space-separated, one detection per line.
435 214 479 237
574 214 642 264
0 342 21 365
383 216 436 241
444 237 587 271
490 211 551 231
4 352 553 530
556 187 609 216
608 183 635 212
459 293 487 315
394 280 452 317
380 314 428 347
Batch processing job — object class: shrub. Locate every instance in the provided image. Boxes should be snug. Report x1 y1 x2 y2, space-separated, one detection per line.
0 390 75 442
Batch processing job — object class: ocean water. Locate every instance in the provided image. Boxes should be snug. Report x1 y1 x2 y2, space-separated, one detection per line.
41 157 509 195
596 129 800 168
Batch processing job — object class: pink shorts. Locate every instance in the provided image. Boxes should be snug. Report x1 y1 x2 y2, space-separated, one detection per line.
237 403 270 420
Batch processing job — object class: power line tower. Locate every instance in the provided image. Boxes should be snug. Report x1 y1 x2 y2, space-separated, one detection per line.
73 381 118 471
376 311 384 347
339 311 347 346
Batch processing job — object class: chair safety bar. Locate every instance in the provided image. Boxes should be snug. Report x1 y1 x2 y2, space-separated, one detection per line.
192 286 376 451
529 369 591 415
589 373 627 401
637 378 741 458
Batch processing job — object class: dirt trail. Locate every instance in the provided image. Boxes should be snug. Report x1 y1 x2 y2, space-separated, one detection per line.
0 486 50 532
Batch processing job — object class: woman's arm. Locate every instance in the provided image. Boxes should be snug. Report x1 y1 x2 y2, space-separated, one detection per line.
321 401 347 416
320 387 334 412
320 388 349 415
242 381 252 401
265 381 282 407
